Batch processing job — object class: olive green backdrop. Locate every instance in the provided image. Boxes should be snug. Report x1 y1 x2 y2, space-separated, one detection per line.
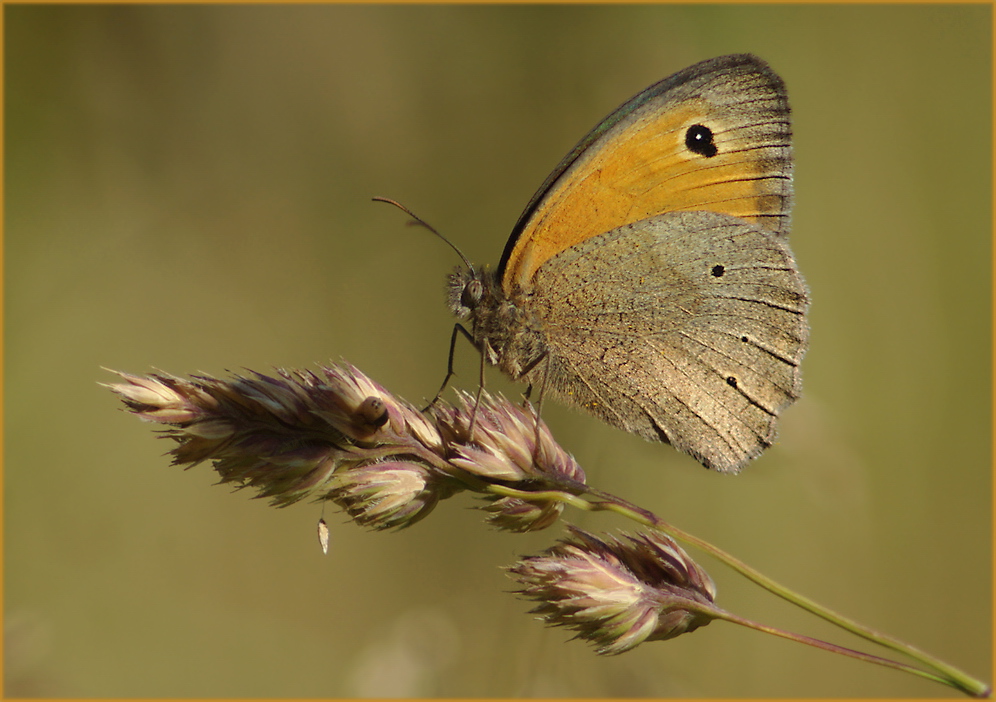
5 5 991 698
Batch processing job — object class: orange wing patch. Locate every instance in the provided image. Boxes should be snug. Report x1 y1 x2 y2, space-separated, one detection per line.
502 90 791 291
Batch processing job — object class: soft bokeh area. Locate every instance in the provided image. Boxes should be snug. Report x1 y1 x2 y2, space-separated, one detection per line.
5 5 991 698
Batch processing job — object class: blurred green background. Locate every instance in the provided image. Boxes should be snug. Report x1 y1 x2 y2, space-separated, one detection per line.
5 5 991 698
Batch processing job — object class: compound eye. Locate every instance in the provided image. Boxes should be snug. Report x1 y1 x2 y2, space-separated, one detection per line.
462 279 483 308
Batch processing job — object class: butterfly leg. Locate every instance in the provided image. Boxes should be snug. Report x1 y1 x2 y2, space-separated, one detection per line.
468 346 488 437
515 353 551 468
423 323 477 412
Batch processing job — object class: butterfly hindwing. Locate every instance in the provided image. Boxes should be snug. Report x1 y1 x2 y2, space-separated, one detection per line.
526 210 808 472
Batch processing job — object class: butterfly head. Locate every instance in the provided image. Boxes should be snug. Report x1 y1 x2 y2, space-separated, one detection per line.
447 265 485 321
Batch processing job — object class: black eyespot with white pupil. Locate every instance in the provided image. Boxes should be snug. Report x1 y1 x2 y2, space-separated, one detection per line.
685 124 718 158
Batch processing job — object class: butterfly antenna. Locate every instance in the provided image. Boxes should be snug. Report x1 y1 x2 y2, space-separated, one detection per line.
372 197 475 273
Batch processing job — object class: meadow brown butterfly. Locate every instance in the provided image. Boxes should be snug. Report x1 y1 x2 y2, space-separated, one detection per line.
448 54 809 473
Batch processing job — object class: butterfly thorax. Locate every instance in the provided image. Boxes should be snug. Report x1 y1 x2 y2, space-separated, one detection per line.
447 267 546 379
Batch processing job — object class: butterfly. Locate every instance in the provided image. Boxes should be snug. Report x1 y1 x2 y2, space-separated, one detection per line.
447 54 809 473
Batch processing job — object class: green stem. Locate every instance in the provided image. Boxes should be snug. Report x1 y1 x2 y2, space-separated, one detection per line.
489 483 990 698
708 607 958 689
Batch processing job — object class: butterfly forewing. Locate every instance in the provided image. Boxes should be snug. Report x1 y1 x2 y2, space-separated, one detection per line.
500 54 792 292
